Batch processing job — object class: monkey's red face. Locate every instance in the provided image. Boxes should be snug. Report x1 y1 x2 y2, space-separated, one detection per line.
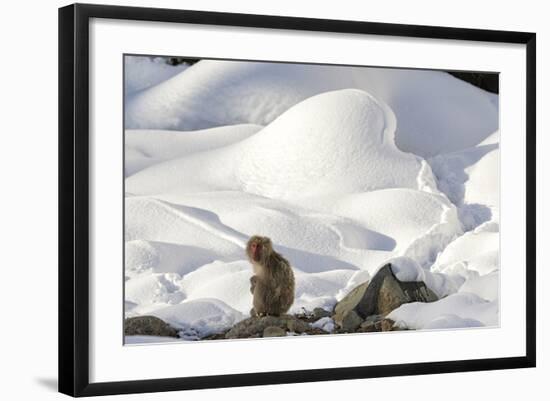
250 241 262 262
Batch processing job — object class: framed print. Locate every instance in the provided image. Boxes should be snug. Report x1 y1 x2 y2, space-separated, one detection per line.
58 3 536 397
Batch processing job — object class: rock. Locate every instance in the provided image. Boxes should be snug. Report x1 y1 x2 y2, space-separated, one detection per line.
225 315 310 339
379 319 395 332
333 281 370 328
124 316 179 337
306 327 330 335
263 326 286 337
359 317 396 332
333 263 438 329
358 264 438 317
363 314 384 324
201 332 227 340
313 307 332 320
339 310 363 332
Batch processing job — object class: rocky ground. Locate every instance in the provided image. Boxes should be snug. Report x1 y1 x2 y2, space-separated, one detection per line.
124 262 432 341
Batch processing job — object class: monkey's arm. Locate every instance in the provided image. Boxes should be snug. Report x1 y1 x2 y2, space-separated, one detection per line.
250 275 258 294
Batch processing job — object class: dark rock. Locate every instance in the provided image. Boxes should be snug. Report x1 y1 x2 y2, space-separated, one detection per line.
124 316 179 337
225 315 310 339
332 263 438 329
313 307 332 320
201 332 227 340
333 281 369 328
294 308 317 323
356 264 438 317
306 327 330 335
339 310 363 332
263 326 286 337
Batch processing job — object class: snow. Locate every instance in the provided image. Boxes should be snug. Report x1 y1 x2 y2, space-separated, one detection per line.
429 132 500 230
458 270 499 302
376 256 464 299
292 270 356 312
126 60 498 157
124 57 500 342
388 292 498 329
432 223 500 276
125 124 261 177
126 89 428 199
311 317 336 333
151 298 246 339
125 56 189 97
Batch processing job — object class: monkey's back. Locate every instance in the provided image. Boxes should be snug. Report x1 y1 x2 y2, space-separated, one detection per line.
253 253 295 316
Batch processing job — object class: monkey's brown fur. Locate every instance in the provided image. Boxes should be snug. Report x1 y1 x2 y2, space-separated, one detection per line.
246 235 295 317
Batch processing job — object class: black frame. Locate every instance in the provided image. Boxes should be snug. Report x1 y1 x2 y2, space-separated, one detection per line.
59 3 536 397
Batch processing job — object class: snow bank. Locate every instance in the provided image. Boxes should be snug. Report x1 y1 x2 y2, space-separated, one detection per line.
423 315 484 330
235 89 424 199
180 261 253 313
125 124 261 176
388 292 498 329
125 273 185 310
292 270 356 312
433 223 499 276
126 89 428 199
126 60 497 157
429 133 499 229
151 298 246 339
459 270 499 302
125 197 246 256
125 239 224 277
334 188 462 268
125 56 188 96
147 191 390 273
311 317 335 333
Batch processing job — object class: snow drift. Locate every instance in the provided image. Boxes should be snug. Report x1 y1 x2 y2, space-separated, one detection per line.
126 89 428 199
126 59 498 157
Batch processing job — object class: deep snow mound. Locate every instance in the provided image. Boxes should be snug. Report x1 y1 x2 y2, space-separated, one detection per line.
429 133 499 229
126 60 498 157
125 196 246 256
125 124 262 177
125 239 225 277
127 89 428 200
125 60 354 131
125 56 189 96
432 222 499 276
388 292 498 329
236 89 423 199
333 188 462 263
151 298 246 339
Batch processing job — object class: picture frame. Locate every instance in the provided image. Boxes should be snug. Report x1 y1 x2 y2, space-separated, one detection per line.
58 3 536 397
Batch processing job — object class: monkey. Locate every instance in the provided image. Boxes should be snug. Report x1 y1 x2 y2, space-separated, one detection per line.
246 235 295 317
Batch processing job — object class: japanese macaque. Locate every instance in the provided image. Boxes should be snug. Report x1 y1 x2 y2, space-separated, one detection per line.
246 235 295 317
